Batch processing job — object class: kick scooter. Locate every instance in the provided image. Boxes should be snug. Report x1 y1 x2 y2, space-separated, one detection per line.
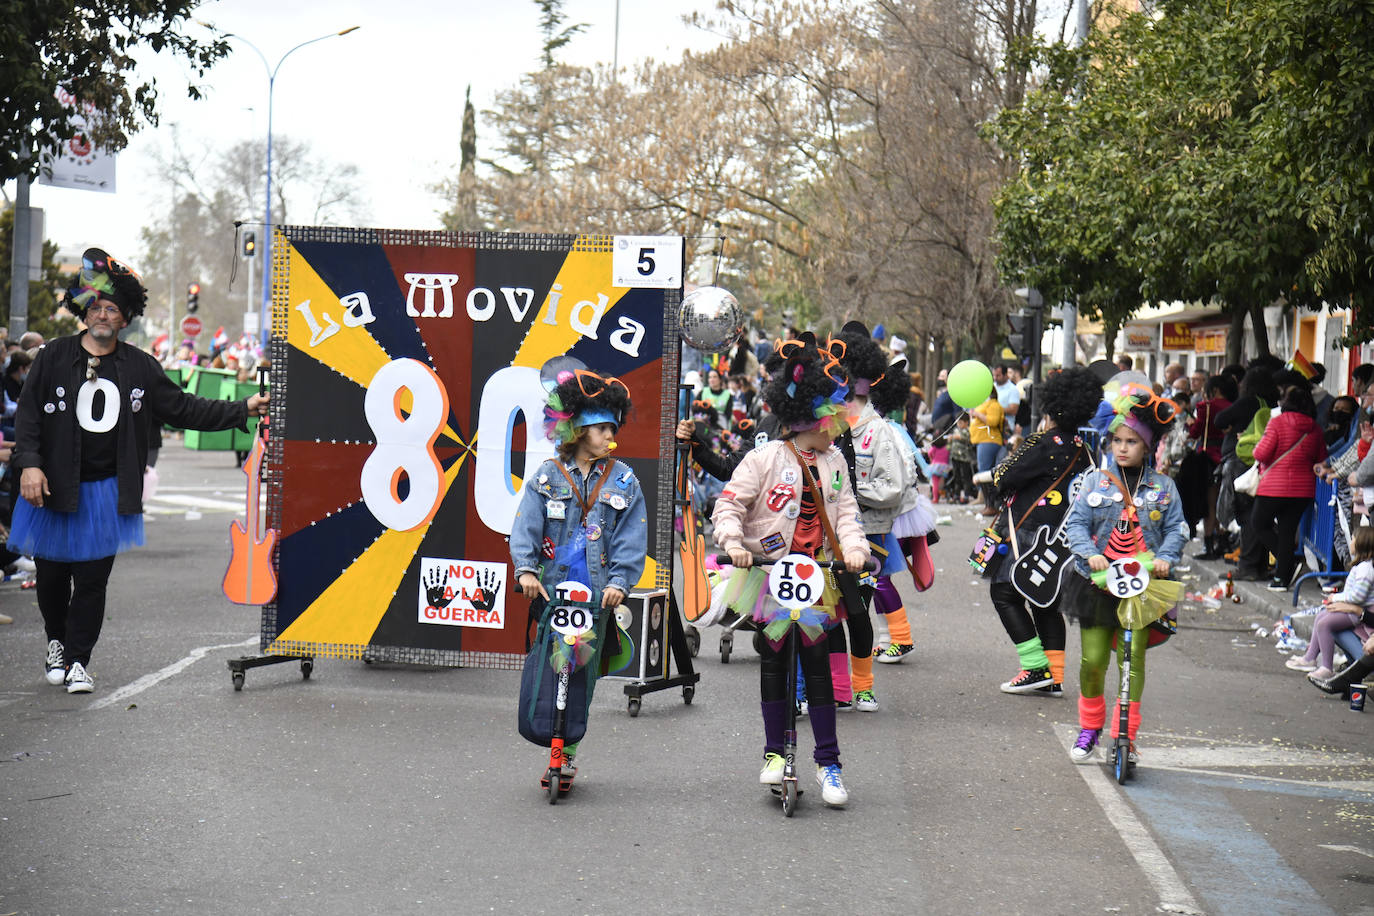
1113 626 1135 785
538 593 602 804
717 553 876 817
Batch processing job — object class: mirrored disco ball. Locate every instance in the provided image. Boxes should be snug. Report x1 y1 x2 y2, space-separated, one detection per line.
679 286 744 353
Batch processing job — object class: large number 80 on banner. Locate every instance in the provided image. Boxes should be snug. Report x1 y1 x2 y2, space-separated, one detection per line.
260 227 680 669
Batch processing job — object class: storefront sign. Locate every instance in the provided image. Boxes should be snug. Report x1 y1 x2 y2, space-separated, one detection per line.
1161 322 1194 351
1193 326 1228 356
1122 323 1158 351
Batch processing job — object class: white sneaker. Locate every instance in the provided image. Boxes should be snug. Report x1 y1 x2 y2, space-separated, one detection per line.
65 661 94 694
815 764 848 807
759 753 784 786
44 640 66 686
1284 656 1317 672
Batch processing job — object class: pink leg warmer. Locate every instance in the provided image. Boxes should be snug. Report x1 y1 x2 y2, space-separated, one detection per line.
829 651 852 703
1078 694 1106 730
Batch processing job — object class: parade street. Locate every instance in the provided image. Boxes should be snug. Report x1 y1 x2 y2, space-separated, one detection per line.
1 444 1371 916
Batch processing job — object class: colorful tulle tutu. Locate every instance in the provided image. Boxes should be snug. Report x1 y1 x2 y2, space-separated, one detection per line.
7 477 144 562
719 560 845 648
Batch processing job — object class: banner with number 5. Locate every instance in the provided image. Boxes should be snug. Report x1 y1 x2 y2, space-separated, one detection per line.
259 227 680 668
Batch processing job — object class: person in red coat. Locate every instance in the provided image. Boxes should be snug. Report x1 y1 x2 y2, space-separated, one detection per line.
1239 385 1328 590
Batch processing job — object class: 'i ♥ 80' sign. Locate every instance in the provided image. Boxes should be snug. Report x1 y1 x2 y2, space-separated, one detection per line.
258 227 680 669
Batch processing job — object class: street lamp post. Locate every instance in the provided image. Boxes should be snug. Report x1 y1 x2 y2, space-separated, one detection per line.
206 23 359 346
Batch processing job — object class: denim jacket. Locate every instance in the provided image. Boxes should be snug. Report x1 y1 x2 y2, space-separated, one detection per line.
1061 464 1187 578
509 457 648 597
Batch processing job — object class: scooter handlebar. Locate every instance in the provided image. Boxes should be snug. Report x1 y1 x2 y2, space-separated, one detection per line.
713 553 878 573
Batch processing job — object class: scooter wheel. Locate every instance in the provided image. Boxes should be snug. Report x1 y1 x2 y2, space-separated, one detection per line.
547 768 561 804
781 780 798 817
1114 741 1129 785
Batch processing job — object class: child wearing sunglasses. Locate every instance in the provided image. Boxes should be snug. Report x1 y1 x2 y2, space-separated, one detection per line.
1061 389 1185 766
509 366 646 784
712 333 870 807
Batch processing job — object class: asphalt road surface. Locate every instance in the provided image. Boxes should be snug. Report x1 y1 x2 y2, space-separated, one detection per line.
1 445 1371 915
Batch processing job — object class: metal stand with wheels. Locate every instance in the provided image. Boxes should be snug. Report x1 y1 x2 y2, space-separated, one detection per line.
621 591 700 716
227 654 314 691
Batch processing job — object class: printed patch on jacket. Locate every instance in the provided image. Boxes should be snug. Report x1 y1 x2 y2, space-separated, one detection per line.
765 483 796 512
760 532 786 553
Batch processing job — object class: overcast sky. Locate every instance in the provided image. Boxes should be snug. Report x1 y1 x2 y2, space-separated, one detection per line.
7 0 722 264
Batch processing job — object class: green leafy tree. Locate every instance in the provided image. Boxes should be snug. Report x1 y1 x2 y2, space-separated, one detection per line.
989 0 1374 359
1 0 228 181
0 206 77 339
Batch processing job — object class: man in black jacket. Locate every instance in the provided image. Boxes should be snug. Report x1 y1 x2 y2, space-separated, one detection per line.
8 249 269 694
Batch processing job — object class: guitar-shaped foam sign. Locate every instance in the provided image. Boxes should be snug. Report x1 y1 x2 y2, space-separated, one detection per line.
223 421 278 606
676 440 711 622
1010 525 1076 608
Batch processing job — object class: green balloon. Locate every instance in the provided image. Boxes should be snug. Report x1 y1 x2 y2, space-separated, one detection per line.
947 359 994 409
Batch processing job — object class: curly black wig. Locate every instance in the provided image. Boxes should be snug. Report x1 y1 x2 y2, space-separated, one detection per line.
1038 366 1103 432
64 247 147 321
543 366 633 447
868 358 910 418
830 320 887 395
761 332 850 433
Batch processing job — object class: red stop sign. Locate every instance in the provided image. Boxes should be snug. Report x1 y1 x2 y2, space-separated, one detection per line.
180 315 203 337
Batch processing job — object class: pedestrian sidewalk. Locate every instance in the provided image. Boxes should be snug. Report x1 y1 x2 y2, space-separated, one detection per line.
1177 544 1326 639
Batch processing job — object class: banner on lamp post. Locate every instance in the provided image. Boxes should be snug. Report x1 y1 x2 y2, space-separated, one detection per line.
37 89 116 193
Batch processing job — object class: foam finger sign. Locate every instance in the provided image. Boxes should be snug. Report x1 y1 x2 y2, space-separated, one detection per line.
1103 557 1150 599
768 553 826 610
550 581 597 637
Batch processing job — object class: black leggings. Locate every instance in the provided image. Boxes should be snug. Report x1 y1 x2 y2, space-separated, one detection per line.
36 555 117 667
758 631 835 706
825 605 874 658
990 581 1066 651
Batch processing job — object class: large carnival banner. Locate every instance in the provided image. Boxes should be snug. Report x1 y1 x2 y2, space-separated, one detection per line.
261 228 681 668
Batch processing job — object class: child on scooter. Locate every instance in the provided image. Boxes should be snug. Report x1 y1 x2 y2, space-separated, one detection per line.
510 363 646 783
712 333 870 807
1061 387 1185 767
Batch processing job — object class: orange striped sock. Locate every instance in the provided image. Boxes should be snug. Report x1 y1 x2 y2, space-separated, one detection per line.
887 607 912 645
852 653 874 693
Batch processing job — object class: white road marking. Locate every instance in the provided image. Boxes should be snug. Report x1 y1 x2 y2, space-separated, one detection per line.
1317 844 1374 859
147 494 246 511
1055 724 1205 915
1144 744 1374 768
87 637 258 710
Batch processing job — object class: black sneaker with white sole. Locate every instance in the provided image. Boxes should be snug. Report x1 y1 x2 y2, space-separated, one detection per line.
1034 682 1065 698
44 639 66 686
64 661 94 694
1000 667 1054 694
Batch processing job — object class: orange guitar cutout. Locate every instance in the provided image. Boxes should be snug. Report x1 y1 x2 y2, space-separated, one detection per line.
677 440 711 622
223 423 278 605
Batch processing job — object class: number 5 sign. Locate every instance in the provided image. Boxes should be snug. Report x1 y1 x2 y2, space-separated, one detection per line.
260 227 679 670
612 235 682 289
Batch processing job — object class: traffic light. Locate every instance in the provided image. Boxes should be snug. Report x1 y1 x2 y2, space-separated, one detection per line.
1006 310 1034 360
187 282 201 314
242 232 256 258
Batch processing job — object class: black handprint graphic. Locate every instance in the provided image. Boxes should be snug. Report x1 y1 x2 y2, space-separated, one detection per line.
471 568 501 612
423 567 452 608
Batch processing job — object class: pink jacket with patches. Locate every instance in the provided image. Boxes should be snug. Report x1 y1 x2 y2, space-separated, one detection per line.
711 439 869 561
